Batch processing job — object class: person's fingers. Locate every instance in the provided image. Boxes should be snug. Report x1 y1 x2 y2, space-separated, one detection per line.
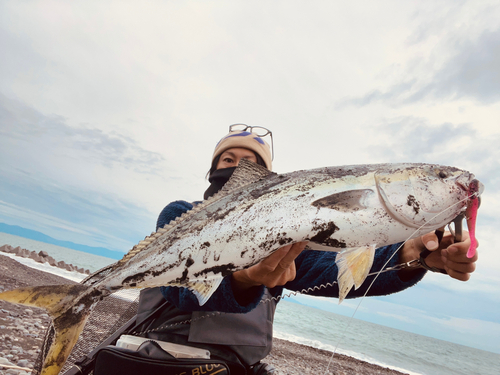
241 242 307 288
419 232 439 251
443 267 472 282
276 242 307 270
441 242 478 281
443 245 479 263
268 262 297 288
443 259 476 274
263 242 307 287
259 242 306 270
258 245 293 271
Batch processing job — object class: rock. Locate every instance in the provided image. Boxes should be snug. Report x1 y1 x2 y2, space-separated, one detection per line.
57 260 66 268
0 244 14 253
17 359 30 368
47 257 57 266
18 249 30 258
0 357 15 366
38 251 49 258
85 269 90 275
64 264 74 272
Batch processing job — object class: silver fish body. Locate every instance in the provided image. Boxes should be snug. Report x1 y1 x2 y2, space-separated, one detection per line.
0 159 483 375
100 161 478 299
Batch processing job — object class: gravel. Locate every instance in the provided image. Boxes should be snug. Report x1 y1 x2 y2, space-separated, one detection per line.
0 253 407 374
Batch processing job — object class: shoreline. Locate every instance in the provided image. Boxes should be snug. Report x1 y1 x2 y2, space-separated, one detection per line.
0 253 408 374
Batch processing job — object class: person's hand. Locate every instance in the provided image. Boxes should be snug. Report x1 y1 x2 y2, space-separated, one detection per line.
231 242 308 298
400 231 478 281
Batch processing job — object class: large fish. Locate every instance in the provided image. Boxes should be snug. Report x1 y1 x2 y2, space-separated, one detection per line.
0 160 483 375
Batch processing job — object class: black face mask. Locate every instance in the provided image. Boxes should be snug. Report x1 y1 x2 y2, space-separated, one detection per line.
203 167 237 200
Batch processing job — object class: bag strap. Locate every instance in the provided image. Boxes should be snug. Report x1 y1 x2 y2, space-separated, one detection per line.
63 300 171 375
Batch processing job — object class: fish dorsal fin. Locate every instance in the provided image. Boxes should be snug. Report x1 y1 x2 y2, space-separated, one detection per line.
191 158 275 208
220 158 276 194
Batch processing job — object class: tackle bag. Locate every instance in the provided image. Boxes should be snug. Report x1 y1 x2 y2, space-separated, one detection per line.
93 340 230 375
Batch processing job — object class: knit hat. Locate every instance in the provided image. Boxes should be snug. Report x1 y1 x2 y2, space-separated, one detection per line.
212 130 273 170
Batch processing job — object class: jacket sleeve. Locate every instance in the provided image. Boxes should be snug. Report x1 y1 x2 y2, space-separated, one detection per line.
156 200 195 230
285 243 427 299
160 277 265 313
157 200 265 313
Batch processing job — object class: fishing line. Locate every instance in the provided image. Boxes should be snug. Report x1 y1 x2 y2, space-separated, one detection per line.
321 193 474 374
133 193 477 371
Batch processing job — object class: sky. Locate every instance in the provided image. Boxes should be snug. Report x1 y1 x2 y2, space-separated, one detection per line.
1 0 499 354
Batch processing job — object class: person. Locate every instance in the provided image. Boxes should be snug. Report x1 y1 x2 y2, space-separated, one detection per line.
135 124 478 374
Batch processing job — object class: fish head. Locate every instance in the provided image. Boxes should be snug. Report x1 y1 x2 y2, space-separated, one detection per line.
375 164 482 230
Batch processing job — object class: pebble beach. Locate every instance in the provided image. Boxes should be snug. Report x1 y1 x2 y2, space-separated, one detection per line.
0 253 408 375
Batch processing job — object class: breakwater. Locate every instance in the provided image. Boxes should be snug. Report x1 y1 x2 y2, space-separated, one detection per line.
0 244 90 275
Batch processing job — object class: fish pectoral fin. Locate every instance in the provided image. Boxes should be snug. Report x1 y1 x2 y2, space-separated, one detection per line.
336 245 376 304
0 285 96 375
312 189 375 212
169 276 224 306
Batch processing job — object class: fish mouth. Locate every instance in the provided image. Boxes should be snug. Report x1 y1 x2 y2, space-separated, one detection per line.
456 178 484 200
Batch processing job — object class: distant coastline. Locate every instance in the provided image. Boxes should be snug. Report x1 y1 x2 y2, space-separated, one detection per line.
0 222 123 260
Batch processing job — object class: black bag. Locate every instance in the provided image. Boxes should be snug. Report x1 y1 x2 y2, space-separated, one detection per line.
94 340 230 375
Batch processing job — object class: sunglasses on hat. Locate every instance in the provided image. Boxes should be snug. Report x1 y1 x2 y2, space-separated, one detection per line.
229 124 274 160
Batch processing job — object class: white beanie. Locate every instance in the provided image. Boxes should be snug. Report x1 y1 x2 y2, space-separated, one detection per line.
212 130 272 170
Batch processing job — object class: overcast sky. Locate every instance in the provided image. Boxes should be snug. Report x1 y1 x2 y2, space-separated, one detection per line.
1 0 499 355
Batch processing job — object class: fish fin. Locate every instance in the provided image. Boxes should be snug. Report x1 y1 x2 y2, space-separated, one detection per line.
312 189 375 212
336 245 376 303
0 285 96 375
168 276 224 306
220 158 276 194
305 242 343 252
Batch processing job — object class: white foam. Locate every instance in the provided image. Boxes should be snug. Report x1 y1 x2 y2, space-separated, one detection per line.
273 331 424 375
2 252 86 282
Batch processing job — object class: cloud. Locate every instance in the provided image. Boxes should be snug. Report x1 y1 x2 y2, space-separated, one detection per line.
0 94 178 250
365 117 500 193
411 28 500 104
0 94 166 175
340 28 500 107
0 169 154 251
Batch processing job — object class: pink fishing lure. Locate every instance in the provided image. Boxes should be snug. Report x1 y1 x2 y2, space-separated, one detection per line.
466 180 480 258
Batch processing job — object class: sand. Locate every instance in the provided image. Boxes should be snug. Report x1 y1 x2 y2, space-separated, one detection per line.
0 254 408 374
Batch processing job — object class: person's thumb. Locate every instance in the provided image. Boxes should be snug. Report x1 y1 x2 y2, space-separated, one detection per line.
420 232 439 251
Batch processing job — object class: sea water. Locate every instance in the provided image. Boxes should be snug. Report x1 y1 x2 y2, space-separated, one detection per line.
1 233 499 375
273 300 499 375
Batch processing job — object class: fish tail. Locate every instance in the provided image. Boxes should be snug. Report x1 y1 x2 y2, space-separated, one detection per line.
0 284 97 375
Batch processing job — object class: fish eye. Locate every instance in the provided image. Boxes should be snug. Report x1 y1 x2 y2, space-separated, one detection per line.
438 171 448 179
